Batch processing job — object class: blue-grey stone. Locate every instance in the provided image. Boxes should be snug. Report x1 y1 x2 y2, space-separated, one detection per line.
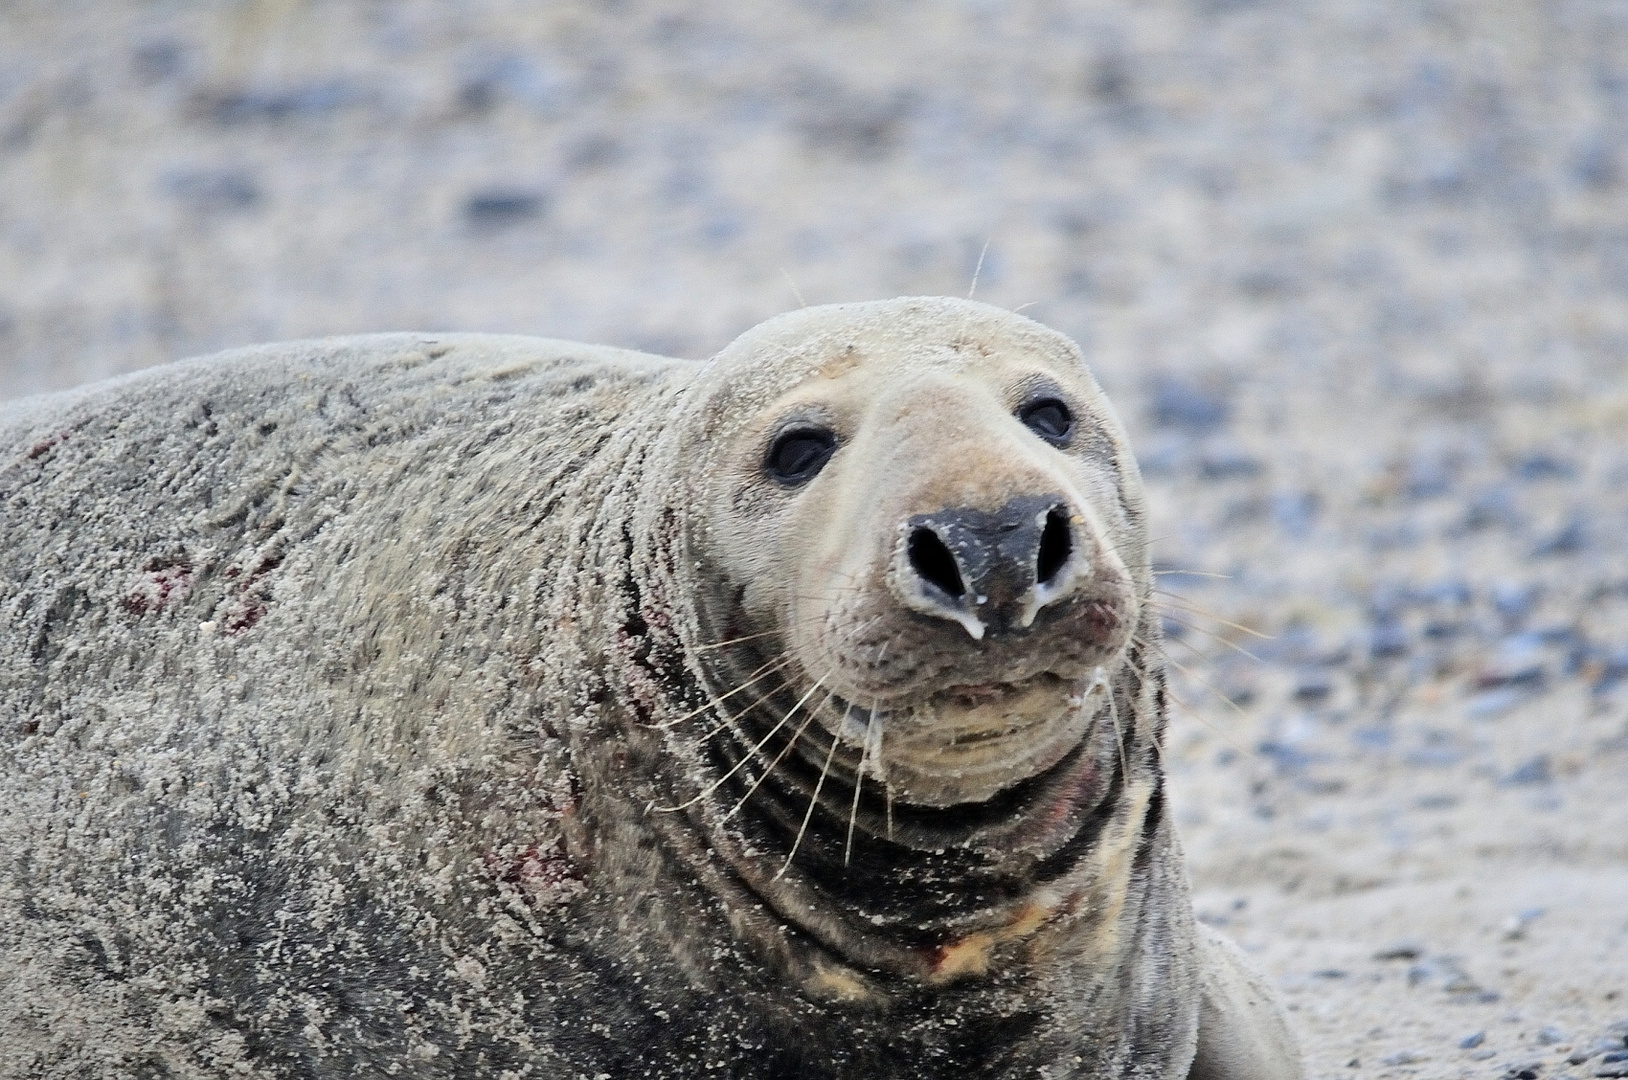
1532 515 1588 557
1514 452 1579 480
1198 446 1263 481
465 190 549 227
1465 686 1529 719
161 168 261 212
1490 581 1540 623
1369 617 1409 658
207 81 362 124
1149 376 1228 432
1501 755 1552 785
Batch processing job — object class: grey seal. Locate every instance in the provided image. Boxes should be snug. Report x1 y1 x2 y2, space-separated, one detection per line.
0 297 1300 1078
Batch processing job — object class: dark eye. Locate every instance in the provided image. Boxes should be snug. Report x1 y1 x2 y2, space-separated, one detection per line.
1018 397 1074 446
765 427 838 485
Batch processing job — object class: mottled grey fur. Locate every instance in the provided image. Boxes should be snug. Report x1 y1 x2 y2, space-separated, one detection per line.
0 299 1299 1078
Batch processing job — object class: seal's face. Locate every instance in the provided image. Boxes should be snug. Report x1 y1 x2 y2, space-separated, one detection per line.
694 299 1141 808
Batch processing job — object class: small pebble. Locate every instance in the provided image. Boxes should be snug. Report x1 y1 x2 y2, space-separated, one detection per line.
1403 452 1455 498
1461 1031 1488 1049
1380 1049 1426 1066
1373 940 1424 961
1570 1044 1606 1065
465 189 549 228
1532 514 1589 557
1270 490 1319 537
1149 376 1228 432
1198 445 1263 480
1256 740 1315 771
1501 756 1553 787
1405 745 1464 768
1465 686 1530 719
1477 635 1549 688
1292 669 1334 703
1411 578 1473 606
1369 617 1409 658
162 167 262 212
1514 452 1579 481
1539 1026 1568 1045
1490 581 1540 623
1464 485 1522 529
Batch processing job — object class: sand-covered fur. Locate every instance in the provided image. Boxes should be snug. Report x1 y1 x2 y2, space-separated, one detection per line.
0 299 1299 1079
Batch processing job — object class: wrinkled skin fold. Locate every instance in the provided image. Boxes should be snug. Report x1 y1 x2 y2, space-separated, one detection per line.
0 298 1301 1079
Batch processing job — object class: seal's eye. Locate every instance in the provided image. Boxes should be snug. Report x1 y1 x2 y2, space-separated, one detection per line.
765 427 838 485
1018 397 1075 446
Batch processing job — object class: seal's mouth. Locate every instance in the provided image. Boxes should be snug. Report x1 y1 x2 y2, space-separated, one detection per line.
826 669 1106 808
938 679 1040 713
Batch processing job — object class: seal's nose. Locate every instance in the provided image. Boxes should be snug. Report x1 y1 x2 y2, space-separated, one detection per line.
899 494 1082 639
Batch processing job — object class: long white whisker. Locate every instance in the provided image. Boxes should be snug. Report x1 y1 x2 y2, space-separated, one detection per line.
844 699 876 867
777 724 841 879
649 654 794 729
1105 674 1130 780
1148 594 1274 641
1154 609 1265 663
1133 634 1254 756
688 676 795 749
653 672 830 812
721 683 839 823
693 629 784 652
968 238 990 299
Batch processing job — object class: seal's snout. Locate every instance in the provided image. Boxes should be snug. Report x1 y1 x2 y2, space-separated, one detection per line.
897 493 1085 639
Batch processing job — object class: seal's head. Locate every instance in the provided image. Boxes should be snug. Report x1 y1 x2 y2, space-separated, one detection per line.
683 297 1144 810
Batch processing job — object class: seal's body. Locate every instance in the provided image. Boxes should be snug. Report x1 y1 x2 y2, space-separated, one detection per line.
0 299 1300 1079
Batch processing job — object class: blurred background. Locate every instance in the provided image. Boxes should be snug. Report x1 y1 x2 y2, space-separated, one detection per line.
5 2 1627 1076
3 0 1626 404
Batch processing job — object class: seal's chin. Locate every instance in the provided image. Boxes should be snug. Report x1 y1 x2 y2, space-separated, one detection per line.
835 669 1108 808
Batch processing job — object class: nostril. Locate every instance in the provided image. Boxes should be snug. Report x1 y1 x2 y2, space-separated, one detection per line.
1036 508 1072 587
908 527 965 599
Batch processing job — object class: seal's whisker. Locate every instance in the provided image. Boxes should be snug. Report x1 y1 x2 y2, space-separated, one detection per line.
652 672 830 812
1151 608 1265 663
693 630 784 652
720 682 839 823
968 237 990 299
1132 635 1254 757
790 587 868 604
780 268 808 309
776 717 842 879
1148 593 1273 641
843 699 877 867
1132 632 1247 715
1155 681 1202 745
840 638 890 867
688 613 879 753
1151 568 1231 580
648 653 794 729
1156 650 1249 718
688 675 796 749
1157 615 1265 669
1105 676 1130 782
